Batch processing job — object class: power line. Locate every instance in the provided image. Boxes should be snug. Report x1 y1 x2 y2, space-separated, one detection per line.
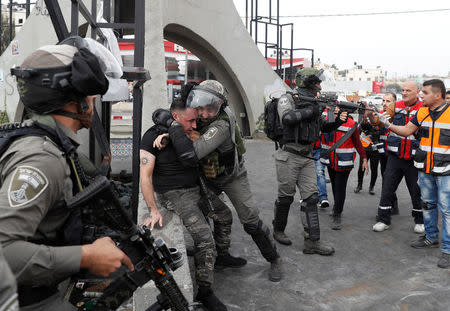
275 8 450 18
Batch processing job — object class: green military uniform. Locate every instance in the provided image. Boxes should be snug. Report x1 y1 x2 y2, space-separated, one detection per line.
0 114 80 311
0 244 18 311
192 109 278 263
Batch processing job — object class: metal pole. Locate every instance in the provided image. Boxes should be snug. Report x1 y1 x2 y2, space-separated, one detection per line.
269 0 271 23
91 0 96 39
103 0 110 22
276 0 280 73
290 24 293 83
71 0 78 35
255 0 258 47
26 0 30 17
264 23 268 58
245 0 248 30
279 26 283 77
131 0 145 222
311 49 314 67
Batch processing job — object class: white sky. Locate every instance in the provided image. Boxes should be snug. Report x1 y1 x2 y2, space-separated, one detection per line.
233 0 450 78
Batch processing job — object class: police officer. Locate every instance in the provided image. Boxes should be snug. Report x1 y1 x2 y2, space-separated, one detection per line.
272 68 346 254
0 41 134 310
0 244 18 311
157 80 283 282
140 99 236 311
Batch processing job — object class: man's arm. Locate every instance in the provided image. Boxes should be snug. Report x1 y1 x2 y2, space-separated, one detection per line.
388 121 419 138
368 102 395 126
139 149 163 229
169 119 230 161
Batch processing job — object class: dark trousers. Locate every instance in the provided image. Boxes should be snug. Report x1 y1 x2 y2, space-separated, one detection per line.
357 149 379 189
327 167 351 215
379 154 398 204
377 155 423 225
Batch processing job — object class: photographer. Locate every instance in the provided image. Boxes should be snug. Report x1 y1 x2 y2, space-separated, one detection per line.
0 41 133 310
271 68 346 254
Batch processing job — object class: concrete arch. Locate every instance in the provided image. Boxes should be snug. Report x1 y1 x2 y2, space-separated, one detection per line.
143 0 289 135
164 23 251 135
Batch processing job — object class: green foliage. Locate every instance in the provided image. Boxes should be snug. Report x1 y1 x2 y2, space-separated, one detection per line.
0 92 9 125
1 13 15 55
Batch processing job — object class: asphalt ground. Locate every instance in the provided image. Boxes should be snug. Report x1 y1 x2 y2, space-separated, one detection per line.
209 139 450 311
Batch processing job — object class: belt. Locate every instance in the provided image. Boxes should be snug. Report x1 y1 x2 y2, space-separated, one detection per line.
18 285 58 307
282 146 315 160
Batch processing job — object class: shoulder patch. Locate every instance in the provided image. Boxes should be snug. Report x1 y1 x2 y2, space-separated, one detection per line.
203 127 219 141
8 166 49 207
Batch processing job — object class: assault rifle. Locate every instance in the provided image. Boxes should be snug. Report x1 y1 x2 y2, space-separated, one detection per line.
293 93 377 114
67 175 200 311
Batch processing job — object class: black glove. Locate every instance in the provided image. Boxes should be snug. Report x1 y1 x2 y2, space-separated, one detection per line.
311 104 321 118
152 108 174 127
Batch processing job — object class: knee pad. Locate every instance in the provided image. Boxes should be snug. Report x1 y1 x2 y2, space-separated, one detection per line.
277 196 294 207
303 193 319 205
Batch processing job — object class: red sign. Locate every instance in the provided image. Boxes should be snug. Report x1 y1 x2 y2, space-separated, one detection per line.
372 81 383 94
119 41 193 55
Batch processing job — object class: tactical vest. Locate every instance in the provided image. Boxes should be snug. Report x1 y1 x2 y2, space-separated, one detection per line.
0 120 90 246
281 89 321 145
414 104 450 175
198 107 246 179
320 117 357 171
387 100 422 160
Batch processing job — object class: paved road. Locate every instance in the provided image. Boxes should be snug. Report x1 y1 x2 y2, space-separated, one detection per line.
211 139 449 311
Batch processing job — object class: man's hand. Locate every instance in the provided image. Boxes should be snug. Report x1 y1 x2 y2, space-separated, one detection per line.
140 208 163 230
152 109 174 127
377 112 391 128
339 111 348 122
189 130 201 142
362 158 369 176
80 237 134 277
153 133 169 150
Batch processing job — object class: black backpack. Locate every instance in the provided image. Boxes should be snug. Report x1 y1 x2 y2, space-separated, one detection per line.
264 97 284 148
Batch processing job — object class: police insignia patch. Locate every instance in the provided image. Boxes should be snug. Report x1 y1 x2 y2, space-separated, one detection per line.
8 166 48 207
204 127 218 141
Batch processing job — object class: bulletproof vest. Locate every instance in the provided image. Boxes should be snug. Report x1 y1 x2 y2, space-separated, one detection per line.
281 88 321 144
0 120 89 245
198 108 245 178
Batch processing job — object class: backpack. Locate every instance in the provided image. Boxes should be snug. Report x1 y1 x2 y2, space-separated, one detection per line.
263 97 284 148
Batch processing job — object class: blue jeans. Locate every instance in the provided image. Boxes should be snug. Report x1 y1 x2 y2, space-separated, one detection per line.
418 172 450 254
313 148 328 201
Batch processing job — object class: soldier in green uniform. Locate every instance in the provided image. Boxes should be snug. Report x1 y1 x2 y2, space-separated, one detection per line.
0 244 18 311
0 41 134 310
158 80 282 282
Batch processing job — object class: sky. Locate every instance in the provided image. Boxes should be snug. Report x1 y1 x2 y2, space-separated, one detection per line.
233 0 450 79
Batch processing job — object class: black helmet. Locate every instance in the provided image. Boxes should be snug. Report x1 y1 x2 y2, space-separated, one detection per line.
295 68 325 92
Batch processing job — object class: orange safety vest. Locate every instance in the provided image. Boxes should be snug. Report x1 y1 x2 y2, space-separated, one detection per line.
414 104 450 175
360 133 373 148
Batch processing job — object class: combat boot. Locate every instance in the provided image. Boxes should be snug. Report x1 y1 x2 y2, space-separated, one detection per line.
268 257 282 282
303 238 335 256
196 287 228 311
215 253 247 270
273 231 292 245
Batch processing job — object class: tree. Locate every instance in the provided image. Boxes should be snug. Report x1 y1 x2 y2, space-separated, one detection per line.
0 13 15 55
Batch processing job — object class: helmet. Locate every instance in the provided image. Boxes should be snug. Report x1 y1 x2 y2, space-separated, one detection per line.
186 80 227 118
10 36 115 114
295 68 325 90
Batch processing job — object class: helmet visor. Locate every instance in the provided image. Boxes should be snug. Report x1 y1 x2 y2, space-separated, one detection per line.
186 87 225 118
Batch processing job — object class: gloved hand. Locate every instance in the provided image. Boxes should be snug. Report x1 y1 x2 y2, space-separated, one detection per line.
311 104 321 118
377 112 391 128
152 108 174 127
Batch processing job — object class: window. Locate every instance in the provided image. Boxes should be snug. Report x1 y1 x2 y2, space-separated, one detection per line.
18 18 23 24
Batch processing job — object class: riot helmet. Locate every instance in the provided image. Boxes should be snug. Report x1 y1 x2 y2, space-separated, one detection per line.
10 36 118 123
295 68 326 92
186 80 227 119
